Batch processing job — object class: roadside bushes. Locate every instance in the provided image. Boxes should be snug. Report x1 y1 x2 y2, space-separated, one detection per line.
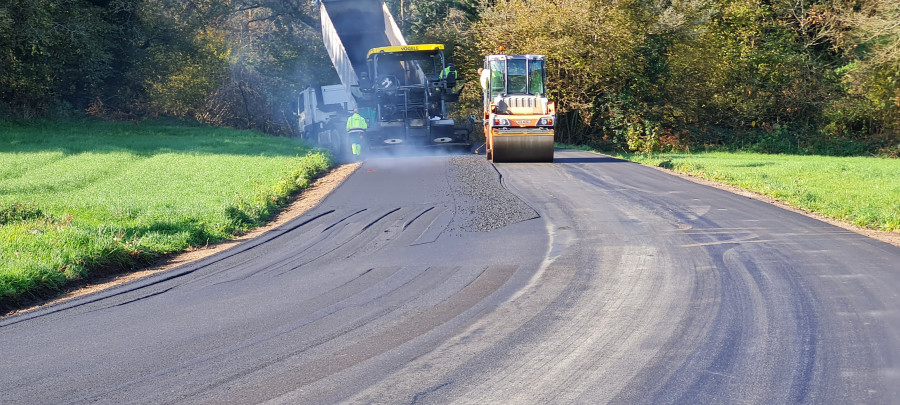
467 0 898 156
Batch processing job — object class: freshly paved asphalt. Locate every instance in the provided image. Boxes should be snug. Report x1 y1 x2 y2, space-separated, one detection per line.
2 149 899 404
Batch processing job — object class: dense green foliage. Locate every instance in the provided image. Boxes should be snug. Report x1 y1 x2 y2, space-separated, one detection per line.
460 0 900 155
0 120 332 306
0 0 333 133
614 150 900 231
1 0 897 154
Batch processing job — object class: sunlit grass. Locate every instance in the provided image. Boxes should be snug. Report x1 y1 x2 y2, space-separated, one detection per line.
611 150 900 232
0 120 333 305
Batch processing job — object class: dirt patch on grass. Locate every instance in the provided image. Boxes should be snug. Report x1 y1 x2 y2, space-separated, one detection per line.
3 163 361 318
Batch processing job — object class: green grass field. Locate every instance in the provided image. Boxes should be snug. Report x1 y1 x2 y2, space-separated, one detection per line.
1 120 332 307
611 151 900 232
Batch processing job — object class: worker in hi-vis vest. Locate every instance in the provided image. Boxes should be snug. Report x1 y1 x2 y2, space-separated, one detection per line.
346 108 368 157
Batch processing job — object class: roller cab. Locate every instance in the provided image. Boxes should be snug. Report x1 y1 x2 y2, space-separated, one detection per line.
483 54 555 163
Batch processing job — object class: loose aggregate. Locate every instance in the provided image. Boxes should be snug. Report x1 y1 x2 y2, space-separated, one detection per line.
447 154 538 233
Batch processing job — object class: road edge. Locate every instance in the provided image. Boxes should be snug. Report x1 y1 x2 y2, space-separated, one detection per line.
601 151 900 248
2 162 362 318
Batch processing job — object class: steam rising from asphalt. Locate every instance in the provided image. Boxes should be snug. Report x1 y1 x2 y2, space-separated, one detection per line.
339 143 479 165
305 1 475 163
296 0 389 149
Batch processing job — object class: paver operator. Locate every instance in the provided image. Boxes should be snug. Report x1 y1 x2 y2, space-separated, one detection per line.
439 63 458 81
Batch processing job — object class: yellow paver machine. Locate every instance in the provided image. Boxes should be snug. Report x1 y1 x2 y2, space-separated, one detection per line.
482 54 555 162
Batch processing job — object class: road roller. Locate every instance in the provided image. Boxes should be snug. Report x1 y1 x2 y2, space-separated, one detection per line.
482 54 555 162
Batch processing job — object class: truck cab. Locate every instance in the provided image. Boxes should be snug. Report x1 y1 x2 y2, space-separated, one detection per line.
297 84 352 149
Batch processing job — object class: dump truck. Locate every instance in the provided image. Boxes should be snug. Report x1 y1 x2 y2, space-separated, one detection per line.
306 0 469 155
296 84 352 151
482 54 555 162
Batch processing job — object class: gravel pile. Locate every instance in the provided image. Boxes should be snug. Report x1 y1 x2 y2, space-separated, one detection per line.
448 155 538 232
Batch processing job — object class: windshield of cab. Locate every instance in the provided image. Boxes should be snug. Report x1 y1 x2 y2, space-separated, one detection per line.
489 58 545 97
371 51 441 87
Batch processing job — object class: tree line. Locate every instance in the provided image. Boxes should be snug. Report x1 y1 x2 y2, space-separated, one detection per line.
1 0 897 155
461 0 899 156
0 0 334 134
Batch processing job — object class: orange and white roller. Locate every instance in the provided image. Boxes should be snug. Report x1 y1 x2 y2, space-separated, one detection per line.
481 54 555 163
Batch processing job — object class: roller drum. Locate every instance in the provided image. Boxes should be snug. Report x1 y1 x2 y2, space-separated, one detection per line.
491 133 554 163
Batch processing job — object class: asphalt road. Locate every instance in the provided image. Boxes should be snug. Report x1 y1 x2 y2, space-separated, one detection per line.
2 149 899 404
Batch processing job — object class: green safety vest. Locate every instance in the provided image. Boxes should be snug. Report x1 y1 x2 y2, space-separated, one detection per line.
346 113 367 132
440 66 458 80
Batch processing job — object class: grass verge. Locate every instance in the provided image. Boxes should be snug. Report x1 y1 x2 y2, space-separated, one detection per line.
0 120 333 310
596 149 899 232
